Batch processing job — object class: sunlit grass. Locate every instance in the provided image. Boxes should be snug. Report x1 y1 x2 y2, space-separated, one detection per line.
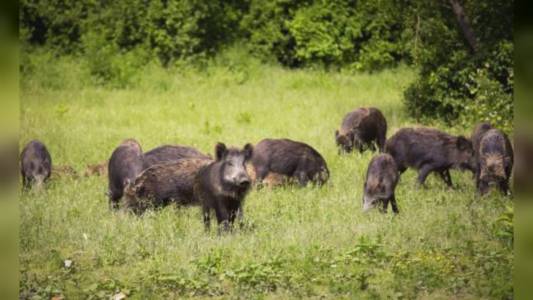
20 52 512 299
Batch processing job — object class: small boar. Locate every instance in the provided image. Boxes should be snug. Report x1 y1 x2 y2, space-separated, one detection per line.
20 140 52 189
143 145 211 169
249 138 329 187
476 128 513 196
335 107 387 153
385 127 476 187
363 154 400 213
194 143 253 232
83 160 108 177
107 139 143 209
123 158 213 214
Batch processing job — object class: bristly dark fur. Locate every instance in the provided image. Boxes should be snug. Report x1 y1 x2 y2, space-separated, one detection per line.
123 158 212 214
143 144 211 169
363 154 399 213
475 128 513 196
249 138 329 187
107 139 144 209
20 139 52 189
335 107 387 153
385 127 475 187
194 143 253 233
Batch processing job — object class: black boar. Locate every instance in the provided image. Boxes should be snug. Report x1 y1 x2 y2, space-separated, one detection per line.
107 139 143 209
362 154 400 213
194 143 253 232
335 107 387 153
143 145 211 169
385 127 476 187
476 128 513 196
123 158 213 214
20 140 52 189
83 160 108 177
248 138 329 187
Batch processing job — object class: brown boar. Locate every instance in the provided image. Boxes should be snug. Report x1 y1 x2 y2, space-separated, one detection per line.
476 128 513 196
385 127 476 187
123 158 212 214
249 138 329 187
107 139 143 209
363 154 400 213
194 143 253 233
335 107 387 153
20 140 52 189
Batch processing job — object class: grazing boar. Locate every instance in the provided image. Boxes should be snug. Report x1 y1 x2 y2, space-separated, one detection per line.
123 158 213 214
335 107 387 153
476 128 513 196
143 145 211 169
83 160 108 177
363 154 400 213
385 127 476 187
20 140 52 189
248 138 329 187
107 139 143 209
194 143 253 232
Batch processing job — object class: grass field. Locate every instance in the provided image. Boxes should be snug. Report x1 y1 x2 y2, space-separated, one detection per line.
20 52 513 299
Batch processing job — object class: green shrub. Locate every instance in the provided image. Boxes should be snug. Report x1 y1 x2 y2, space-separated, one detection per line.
403 0 513 131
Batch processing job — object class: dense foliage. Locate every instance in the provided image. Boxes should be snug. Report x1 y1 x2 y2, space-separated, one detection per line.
20 0 513 129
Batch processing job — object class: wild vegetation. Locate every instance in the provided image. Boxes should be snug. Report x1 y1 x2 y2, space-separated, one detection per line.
20 0 513 298
20 50 512 298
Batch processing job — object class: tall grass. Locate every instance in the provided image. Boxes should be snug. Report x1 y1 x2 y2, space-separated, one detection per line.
20 50 512 299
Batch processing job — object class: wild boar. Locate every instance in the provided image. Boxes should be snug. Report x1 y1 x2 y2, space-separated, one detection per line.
20 140 52 189
194 143 253 232
143 144 211 169
476 128 513 196
385 127 476 187
335 107 387 153
248 138 329 187
123 158 212 214
83 160 108 177
362 154 400 213
107 139 143 209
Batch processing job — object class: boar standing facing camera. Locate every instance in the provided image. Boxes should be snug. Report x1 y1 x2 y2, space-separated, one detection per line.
249 138 329 187
335 107 387 153
107 139 144 210
385 127 476 187
194 143 253 233
475 128 513 196
20 140 52 189
363 154 400 213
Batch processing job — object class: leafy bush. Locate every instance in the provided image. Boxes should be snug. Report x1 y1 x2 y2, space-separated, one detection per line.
403 0 513 131
243 0 407 70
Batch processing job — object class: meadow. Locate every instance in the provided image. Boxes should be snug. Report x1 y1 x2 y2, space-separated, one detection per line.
20 51 513 299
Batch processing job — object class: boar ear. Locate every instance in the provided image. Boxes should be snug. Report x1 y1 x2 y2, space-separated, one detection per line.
243 143 253 160
215 143 227 161
456 136 471 151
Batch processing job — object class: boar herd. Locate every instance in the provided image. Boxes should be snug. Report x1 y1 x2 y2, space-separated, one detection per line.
20 107 513 232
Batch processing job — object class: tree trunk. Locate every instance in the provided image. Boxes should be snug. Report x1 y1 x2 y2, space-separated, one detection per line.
448 0 477 53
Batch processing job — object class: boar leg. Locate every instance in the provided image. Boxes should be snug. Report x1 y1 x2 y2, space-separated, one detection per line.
377 131 386 153
203 206 211 232
438 170 453 187
390 195 399 214
416 165 434 187
499 179 511 196
478 180 490 196
215 205 231 233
